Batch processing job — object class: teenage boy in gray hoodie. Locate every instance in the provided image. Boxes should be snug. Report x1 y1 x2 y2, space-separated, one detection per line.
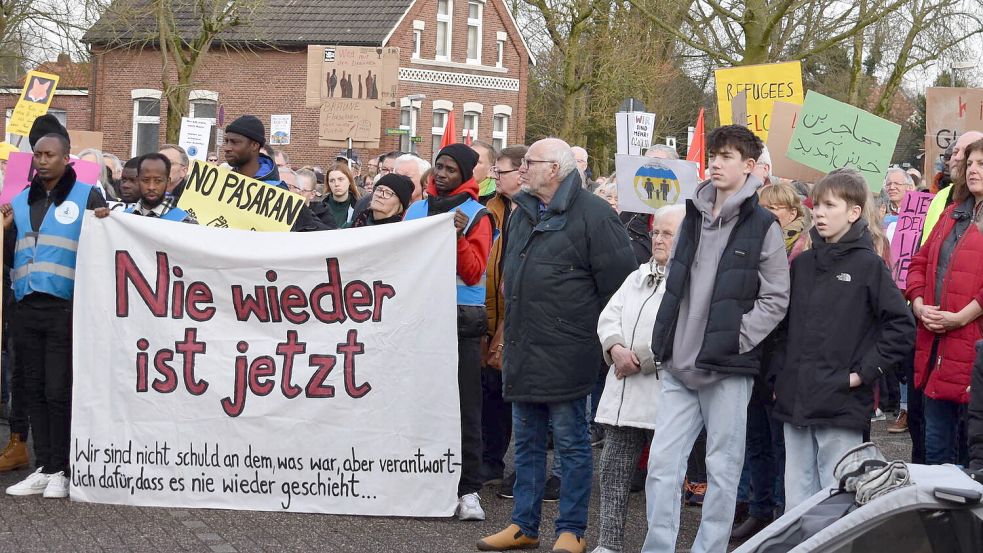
642 125 790 553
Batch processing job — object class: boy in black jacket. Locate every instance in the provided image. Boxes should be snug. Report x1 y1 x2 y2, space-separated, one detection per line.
771 168 914 508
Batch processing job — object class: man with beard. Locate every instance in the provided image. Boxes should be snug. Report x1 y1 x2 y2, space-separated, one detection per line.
95 153 196 223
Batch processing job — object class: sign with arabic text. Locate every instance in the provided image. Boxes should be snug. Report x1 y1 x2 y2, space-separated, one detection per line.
787 91 901 192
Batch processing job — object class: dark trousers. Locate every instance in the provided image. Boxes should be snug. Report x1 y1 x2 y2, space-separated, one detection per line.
686 429 707 482
481 366 512 481
457 306 487 496
741 398 785 518
904 350 926 463
13 297 73 474
6 346 29 438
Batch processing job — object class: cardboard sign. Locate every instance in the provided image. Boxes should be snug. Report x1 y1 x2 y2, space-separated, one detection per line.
924 88 983 186
889 191 934 289
69 130 104 155
270 115 292 145
715 61 803 141
731 91 748 131
70 212 461 516
787 91 901 192
1 151 103 204
178 117 212 162
8 71 60 137
614 154 701 214
319 101 382 144
766 102 828 183
177 160 305 232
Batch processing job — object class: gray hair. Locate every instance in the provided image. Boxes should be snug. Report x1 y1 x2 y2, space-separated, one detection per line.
103 152 122 174
160 144 189 167
757 145 772 168
295 168 316 188
394 153 430 175
653 204 685 224
645 144 679 160
883 167 914 188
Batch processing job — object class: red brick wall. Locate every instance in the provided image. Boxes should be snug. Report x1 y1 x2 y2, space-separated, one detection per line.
88 0 529 167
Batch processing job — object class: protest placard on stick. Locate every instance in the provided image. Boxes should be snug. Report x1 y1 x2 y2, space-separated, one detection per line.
715 61 803 141
787 91 901 192
615 154 700 214
889 191 934 289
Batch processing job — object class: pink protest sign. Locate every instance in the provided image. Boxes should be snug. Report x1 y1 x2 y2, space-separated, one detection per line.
889 191 934 290
1 151 102 204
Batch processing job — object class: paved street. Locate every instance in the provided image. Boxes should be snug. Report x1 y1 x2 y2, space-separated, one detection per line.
0 420 911 552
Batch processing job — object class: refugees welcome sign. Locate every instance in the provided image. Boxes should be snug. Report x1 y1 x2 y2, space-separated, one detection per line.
70 213 461 516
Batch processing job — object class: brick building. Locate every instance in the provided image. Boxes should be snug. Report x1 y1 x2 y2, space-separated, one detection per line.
82 0 533 166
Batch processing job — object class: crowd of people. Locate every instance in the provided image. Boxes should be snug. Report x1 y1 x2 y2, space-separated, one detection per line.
1 109 983 553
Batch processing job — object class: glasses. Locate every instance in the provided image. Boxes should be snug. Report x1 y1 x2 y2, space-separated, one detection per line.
374 187 395 199
650 231 674 241
884 182 906 189
492 167 518 176
379 166 393 174
288 183 313 194
520 158 556 167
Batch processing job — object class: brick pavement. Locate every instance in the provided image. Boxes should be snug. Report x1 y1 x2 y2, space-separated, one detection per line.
0 420 911 552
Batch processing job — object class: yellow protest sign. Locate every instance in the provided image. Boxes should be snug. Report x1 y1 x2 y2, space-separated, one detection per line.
8 71 60 137
177 160 305 232
714 61 803 141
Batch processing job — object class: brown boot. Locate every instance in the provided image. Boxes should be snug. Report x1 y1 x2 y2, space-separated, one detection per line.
477 524 540 551
551 532 585 553
0 433 29 472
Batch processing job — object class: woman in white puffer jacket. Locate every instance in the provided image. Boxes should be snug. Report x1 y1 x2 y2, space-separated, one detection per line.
592 204 685 553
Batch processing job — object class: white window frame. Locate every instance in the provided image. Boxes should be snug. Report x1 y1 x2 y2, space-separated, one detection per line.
436 0 453 61
466 0 484 65
412 20 425 59
399 97 421 153
431 101 453 159
130 89 162 157
462 102 482 139
496 31 507 68
492 105 511 150
189 90 218 155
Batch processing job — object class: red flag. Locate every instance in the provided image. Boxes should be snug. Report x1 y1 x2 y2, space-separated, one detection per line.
465 127 473 146
440 111 457 150
686 108 705 180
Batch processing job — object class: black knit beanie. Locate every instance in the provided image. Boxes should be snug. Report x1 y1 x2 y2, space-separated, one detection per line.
29 114 70 150
375 173 415 211
435 143 479 183
226 115 266 146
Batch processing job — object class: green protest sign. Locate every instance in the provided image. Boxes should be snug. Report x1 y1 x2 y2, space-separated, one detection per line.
786 91 901 191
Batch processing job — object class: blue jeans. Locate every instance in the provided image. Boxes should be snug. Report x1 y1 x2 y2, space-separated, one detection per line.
512 399 592 538
924 396 968 465
736 399 785 518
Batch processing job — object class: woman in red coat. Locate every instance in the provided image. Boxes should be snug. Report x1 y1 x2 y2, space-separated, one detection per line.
906 138 983 465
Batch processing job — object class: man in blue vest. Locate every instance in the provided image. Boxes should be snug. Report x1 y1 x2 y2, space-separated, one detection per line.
642 125 790 553
94 153 196 224
404 143 494 521
1 131 107 499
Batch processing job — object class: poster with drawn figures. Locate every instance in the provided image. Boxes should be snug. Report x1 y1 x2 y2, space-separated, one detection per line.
615 155 701 215
305 46 400 109
71 213 461 516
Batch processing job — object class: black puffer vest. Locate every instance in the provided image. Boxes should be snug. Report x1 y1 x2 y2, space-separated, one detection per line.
651 195 775 375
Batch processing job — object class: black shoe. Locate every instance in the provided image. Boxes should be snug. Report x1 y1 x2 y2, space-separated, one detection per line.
730 515 773 542
629 466 646 493
543 475 560 502
497 471 516 499
733 501 750 526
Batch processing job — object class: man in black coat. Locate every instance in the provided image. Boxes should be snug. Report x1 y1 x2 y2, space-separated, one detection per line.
477 138 636 553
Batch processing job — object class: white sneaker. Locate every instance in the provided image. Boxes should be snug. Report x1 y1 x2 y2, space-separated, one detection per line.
456 492 485 521
6 468 51 496
591 547 621 553
42 471 69 498
870 408 886 422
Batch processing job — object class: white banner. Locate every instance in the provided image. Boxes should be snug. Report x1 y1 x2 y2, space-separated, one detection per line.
615 154 701 214
70 213 461 516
